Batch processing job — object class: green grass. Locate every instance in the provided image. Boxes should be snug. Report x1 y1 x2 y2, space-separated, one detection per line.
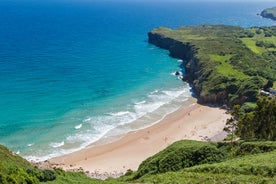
185 150 276 177
209 54 248 79
273 81 276 89
44 170 124 184
241 34 276 53
0 145 42 183
135 171 275 184
130 140 228 179
240 38 266 54
263 36 276 51
121 141 276 184
150 25 276 105
263 36 276 45
152 27 208 41
0 144 116 184
1 141 276 183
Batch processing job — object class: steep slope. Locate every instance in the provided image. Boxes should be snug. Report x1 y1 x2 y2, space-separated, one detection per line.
261 7 276 21
148 25 276 105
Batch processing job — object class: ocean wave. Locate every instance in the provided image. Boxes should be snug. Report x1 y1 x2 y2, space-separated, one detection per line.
74 124 82 130
150 90 159 95
134 100 146 105
83 117 92 122
108 111 130 116
24 85 191 162
50 141 64 148
27 143 34 147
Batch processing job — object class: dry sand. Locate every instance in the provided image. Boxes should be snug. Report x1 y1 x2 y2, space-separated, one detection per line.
49 98 230 178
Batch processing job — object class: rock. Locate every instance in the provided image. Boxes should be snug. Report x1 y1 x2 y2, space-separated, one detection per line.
260 7 276 21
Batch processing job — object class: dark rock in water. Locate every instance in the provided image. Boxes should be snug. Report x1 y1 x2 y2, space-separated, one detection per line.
178 75 184 81
175 71 180 76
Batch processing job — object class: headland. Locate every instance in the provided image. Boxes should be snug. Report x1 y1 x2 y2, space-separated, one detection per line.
261 7 276 21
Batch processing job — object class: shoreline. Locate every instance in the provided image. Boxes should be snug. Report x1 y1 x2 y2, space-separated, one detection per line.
46 98 230 179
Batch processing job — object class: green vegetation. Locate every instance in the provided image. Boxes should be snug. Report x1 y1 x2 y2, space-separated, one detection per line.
209 54 247 79
149 25 276 106
0 144 111 184
0 144 56 184
235 97 276 141
241 38 265 54
2 25 276 184
134 150 276 184
1 140 276 183
119 140 276 183
261 7 276 21
132 140 227 179
44 169 123 184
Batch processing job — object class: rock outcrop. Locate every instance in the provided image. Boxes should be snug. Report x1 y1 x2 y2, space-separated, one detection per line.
261 7 276 21
148 31 221 104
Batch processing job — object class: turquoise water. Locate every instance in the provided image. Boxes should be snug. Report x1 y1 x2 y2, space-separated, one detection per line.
0 0 275 161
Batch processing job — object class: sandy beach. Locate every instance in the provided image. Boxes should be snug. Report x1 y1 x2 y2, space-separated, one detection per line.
49 98 230 178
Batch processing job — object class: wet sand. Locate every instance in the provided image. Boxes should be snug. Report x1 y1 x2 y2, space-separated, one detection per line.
49 100 230 178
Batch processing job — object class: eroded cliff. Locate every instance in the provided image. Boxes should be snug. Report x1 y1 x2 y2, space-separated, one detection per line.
148 25 276 105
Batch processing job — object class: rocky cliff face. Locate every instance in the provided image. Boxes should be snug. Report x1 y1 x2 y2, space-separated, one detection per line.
148 31 224 104
261 8 276 21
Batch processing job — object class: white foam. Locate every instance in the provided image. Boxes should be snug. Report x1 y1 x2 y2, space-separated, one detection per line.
27 143 34 147
177 59 183 62
50 141 64 148
150 90 159 94
162 89 185 98
74 124 82 129
178 76 184 80
24 85 192 163
83 117 92 122
108 111 130 116
134 100 146 105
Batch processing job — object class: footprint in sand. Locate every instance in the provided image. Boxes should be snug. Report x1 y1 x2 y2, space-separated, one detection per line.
143 136 149 140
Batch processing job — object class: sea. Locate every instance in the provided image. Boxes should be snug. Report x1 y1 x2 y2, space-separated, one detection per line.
0 0 275 161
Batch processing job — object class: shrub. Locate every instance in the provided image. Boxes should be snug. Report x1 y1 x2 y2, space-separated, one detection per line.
42 170 56 182
237 141 276 156
133 141 227 179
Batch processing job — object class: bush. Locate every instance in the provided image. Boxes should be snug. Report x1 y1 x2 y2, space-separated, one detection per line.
133 141 227 179
41 170 56 182
237 142 276 156
124 169 133 176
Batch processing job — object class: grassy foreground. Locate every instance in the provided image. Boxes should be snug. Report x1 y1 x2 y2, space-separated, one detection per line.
1 140 276 184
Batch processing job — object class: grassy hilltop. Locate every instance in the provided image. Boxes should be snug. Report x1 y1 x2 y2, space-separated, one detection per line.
148 25 276 106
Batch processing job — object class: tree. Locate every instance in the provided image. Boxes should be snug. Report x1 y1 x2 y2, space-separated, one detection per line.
237 97 276 141
224 105 240 144
264 79 274 91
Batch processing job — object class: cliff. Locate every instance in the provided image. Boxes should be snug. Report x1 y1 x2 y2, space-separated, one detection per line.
261 7 276 21
148 30 223 103
148 25 276 105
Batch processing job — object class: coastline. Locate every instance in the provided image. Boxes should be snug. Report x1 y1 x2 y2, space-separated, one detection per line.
47 97 230 178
